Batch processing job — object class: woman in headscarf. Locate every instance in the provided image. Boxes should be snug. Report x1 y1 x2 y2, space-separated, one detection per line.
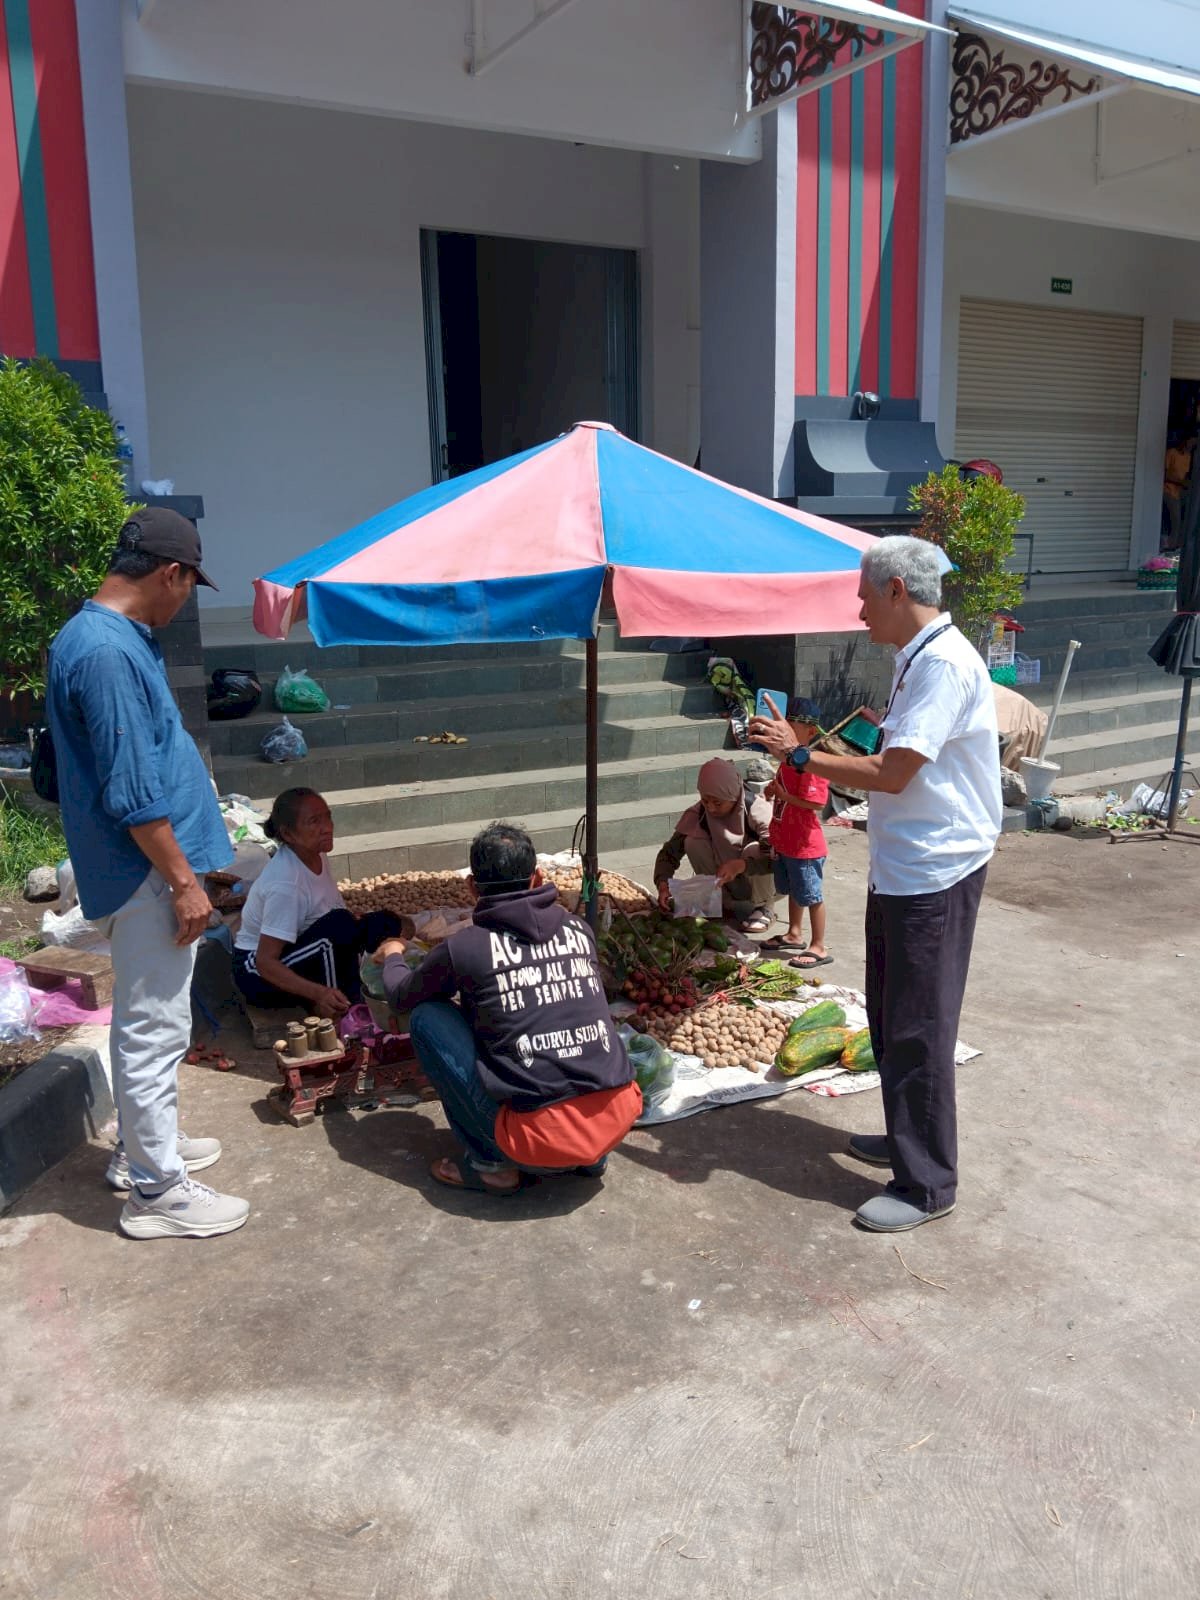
652 757 776 932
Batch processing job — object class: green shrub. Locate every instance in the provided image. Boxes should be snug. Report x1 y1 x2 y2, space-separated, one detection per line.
0 357 132 698
908 464 1026 642
0 786 66 893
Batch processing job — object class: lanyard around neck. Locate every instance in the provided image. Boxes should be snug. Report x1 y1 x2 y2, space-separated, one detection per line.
884 623 953 721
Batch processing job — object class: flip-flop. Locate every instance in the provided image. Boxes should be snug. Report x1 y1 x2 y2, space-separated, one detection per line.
789 952 834 969
430 1157 521 1196
759 935 807 953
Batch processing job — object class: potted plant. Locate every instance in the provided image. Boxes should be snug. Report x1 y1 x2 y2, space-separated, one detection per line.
907 464 1027 647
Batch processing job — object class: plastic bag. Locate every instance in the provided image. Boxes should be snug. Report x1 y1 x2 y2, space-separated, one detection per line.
668 874 723 919
619 1023 676 1109
40 902 110 954
0 967 40 1044
260 718 308 763
207 668 262 721
274 665 331 715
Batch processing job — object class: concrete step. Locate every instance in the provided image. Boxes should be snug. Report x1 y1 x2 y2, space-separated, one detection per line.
208 678 719 757
225 647 707 710
1014 589 1174 624
1037 686 1185 742
1055 749 1200 799
203 619 659 675
326 792 707 880
1023 666 1171 705
1044 716 1187 779
244 748 753 838
212 712 736 796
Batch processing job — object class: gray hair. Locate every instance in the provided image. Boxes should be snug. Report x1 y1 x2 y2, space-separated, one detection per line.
860 536 943 608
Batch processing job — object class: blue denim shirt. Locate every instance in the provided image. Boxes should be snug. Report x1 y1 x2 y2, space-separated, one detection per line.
46 600 232 919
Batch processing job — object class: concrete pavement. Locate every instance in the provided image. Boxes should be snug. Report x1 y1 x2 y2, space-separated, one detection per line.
2 827 1198 1599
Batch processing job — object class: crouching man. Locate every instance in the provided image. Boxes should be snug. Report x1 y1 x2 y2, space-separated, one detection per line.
376 823 641 1196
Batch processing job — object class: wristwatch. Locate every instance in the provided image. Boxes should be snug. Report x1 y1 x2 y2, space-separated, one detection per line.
787 745 811 771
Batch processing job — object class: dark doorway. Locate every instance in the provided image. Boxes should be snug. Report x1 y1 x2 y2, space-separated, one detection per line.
421 229 640 481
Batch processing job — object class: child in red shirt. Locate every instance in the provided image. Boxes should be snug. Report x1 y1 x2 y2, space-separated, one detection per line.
764 696 832 969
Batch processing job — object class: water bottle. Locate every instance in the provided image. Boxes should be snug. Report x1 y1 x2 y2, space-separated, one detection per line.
115 422 134 490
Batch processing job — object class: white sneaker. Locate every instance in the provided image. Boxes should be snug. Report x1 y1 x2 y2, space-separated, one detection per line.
106 1133 222 1191
119 1176 250 1240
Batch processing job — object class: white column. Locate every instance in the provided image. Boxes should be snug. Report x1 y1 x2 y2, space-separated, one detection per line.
700 106 794 498
74 0 151 488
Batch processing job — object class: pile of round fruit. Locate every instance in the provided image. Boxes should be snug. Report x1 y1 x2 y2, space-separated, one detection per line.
630 1000 791 1071
621 967 702 1014
338 870 475 915
546 864 654 915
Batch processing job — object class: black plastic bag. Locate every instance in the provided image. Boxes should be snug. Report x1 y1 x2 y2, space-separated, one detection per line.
207 668 263 721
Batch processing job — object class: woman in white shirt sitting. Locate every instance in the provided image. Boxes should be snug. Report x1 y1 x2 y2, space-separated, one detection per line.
233 788 402 1018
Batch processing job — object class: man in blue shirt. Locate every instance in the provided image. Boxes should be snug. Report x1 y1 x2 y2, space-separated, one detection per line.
47 509 250 1239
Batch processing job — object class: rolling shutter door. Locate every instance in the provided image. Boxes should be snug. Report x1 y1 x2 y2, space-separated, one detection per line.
955 299 1142 574
1171 321 1200 379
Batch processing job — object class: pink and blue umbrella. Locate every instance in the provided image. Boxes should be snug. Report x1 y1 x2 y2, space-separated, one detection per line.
253 422 874 644
252 421 878 920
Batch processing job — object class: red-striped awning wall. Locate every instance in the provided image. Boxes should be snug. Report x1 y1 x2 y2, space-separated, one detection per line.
0 0 99 367
795 0 925 401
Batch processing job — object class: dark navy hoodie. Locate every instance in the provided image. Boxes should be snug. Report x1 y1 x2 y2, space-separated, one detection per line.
382 882 632 1111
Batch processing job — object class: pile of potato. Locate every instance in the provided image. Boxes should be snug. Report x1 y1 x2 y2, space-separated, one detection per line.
338 870 475 915
338 863 654 919
630 1000 790 1072
546 865 654 915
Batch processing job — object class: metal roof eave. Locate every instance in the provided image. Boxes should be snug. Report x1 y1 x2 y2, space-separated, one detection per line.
948 9 1200 104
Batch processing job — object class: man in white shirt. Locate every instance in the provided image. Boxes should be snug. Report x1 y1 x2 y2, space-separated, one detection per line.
750 537 1000 1232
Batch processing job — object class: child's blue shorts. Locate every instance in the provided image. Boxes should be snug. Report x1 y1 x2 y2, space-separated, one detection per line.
773 854 826 906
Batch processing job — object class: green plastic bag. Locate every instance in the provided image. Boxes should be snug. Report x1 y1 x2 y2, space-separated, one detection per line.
274 665 331 714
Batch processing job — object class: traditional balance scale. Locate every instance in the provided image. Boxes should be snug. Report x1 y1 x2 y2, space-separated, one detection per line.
267 1011 434 1127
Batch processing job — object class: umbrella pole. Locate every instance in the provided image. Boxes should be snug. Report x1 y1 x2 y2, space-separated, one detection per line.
1166 677 1195 834
583 634 600 926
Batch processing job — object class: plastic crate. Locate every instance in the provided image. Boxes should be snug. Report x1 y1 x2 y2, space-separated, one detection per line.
1014 653 1041 685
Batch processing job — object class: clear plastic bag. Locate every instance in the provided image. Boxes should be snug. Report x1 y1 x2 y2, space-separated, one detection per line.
273 665 331 715
618 1023 676 1109
0 967 40 1045
260 717 308 763
668 874 723 919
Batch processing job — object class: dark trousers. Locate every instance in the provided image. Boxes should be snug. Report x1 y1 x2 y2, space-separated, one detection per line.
233 907 403 1007
864 865 987 1212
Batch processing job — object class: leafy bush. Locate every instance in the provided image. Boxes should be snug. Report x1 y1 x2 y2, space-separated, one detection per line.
0 785 66 892
0 358 131 698
908 465 1026 642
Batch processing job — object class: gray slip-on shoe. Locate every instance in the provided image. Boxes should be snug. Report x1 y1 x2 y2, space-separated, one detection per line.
854 1193 955 1232
847 1133 891 1167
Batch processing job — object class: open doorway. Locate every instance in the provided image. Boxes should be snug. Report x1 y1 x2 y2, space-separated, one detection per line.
421 229 640 481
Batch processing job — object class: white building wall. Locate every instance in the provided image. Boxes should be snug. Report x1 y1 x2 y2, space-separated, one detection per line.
942 204 1200 567
127 86 699 607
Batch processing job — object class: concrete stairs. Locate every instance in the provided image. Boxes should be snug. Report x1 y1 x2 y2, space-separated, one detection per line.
205 626 738 879
1014 587 1195 796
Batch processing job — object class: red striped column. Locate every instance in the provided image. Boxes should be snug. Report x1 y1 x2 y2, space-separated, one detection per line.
795 0 926 402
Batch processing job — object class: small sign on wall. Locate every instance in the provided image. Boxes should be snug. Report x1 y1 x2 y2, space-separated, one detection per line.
1051 277 1073 295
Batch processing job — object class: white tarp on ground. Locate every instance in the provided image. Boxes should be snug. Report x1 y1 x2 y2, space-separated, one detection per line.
631 985 981 1126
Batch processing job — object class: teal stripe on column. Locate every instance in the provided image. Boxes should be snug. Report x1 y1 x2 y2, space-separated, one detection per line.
816 85 833 396
848 70 865 394
878 53 896 399
4 0 57 358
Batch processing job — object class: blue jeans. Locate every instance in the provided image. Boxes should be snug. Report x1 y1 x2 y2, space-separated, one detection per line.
409 1001 510 1172
409 1002 608 1179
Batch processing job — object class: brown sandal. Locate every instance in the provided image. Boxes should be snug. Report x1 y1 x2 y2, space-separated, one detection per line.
430 1157 521 1196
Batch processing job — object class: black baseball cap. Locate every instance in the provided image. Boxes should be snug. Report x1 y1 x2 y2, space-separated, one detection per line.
118 507 217 589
